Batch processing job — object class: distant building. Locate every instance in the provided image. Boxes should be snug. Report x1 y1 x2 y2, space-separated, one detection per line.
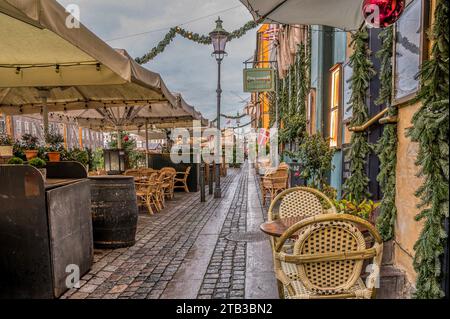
1 114 104 150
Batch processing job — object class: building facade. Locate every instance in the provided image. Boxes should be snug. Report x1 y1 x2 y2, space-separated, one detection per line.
0 114 104 150
254 0 441 297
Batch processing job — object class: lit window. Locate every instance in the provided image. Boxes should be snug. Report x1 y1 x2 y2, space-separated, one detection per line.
329 64 342 148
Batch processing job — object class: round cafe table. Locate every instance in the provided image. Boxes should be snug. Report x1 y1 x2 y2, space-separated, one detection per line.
260 216 368 238
260 216 309 238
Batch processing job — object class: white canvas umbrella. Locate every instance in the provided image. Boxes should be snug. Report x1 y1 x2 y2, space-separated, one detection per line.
240 0 409 30
0 1 177 115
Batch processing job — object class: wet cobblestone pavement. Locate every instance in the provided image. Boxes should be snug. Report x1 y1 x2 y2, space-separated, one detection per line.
61 164 278 299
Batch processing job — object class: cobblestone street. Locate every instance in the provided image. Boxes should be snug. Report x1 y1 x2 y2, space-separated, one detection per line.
62 164 278 299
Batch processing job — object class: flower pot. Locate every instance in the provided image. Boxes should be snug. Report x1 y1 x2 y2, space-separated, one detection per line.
47 152 61 162
0 145 13 157
25 150 39 160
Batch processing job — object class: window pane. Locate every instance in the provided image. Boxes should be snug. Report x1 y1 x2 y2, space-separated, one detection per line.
394 0 423 101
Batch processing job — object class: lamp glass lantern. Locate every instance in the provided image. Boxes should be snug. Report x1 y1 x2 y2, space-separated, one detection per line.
104 149 126 175
209 18 229 60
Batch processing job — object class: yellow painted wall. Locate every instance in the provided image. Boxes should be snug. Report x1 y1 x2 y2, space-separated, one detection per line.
256 25 271 130
394 102 424 285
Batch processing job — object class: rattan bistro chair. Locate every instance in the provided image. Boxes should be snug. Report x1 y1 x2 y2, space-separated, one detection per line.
135 173 158 214
160 167 176 199
268 187 337 222
267 187 338 297
273 214 383 299
261 167 289 206
174 166 191 193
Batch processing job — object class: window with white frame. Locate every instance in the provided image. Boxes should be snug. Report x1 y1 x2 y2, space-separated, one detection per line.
329 64 342 148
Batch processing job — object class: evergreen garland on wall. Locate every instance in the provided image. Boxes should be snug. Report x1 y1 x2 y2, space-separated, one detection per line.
135 21 258 64
343 28 376 203
279 44 308 145
375 26 397 241
407 0 449 299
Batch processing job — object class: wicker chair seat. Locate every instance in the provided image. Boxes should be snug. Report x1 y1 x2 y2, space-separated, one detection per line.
274 214 383 300
285 278 370 299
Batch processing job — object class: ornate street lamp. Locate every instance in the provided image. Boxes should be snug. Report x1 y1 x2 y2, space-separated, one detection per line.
209 17 229 199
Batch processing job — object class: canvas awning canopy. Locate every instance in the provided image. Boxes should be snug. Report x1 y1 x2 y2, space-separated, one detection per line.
240 0 411 31
45 93 208 132
0 0 177 114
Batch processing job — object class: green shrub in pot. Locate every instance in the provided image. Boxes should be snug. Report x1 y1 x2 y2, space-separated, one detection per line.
7 157 24 165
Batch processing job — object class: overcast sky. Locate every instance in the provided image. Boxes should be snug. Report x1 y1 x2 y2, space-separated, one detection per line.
57 0 256 124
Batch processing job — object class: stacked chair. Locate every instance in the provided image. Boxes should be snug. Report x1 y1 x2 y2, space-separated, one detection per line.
124 167 181 215
260 163 290 205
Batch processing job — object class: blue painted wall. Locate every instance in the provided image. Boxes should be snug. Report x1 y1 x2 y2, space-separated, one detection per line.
329 28 347 199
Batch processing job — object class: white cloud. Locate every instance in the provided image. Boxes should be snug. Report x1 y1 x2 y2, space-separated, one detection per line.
57 0 256 123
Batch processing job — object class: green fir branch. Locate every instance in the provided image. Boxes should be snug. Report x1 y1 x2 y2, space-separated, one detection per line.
343 28 376 203
374 26 398 242
135 21 258 64
407 0 449 299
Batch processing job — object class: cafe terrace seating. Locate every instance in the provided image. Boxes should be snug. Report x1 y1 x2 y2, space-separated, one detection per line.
260 165 289 206
272 214 383 299
267 186 338 296
125 167 176 214
174 166 191 193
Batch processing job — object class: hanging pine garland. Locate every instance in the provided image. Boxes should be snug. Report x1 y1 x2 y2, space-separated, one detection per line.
343 28 376 203
375 26 397 242
279 43 308 145
407 0 449 299
135 21 258 64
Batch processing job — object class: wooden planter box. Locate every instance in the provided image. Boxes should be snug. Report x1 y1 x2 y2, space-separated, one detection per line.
0 162 92 299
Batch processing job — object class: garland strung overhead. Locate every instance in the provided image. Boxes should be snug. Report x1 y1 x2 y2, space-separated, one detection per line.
407 0 449 299
210 112 248 123
343 27 376 203
135 21 258 64
375 26 397 242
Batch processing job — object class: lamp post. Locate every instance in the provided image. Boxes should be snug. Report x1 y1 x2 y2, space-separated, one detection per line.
210 17 229 199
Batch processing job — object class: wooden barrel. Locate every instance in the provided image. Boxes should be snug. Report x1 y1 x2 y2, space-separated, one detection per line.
89 176 138 249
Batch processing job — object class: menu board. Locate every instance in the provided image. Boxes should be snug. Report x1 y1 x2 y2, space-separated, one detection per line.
394 0 423 102
342 62 353 122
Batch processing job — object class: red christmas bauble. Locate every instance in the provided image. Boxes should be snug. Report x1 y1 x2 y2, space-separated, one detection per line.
362 0 405 28
123 135 129 142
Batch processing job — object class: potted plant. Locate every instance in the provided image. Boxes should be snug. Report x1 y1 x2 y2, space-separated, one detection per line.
7 157 24 165
28 157 47 180
333 194 380 223
0 134 14 157
45 130 64 162
21 133 40 160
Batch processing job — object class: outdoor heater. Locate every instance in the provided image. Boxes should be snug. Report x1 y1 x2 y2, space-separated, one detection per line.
104 149 126 175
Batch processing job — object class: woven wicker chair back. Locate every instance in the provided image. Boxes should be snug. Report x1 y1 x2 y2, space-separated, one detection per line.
293 220 366 295
279 191 323 218
160 167 176 174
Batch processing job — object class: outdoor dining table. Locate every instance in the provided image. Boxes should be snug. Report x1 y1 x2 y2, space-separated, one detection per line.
260 216 368 238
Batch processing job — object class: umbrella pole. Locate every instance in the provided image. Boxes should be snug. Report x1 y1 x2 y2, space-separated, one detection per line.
37 89 51 143
145 122 149 168
117 129 122 149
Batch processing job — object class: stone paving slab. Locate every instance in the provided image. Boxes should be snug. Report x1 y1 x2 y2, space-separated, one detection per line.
62 164 277 299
